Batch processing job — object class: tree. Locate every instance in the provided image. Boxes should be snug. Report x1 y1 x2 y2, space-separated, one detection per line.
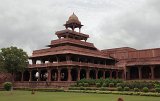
0 46 28 75
0 52 5 72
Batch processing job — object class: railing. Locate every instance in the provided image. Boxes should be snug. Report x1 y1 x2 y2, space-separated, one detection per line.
51 38 95 48
126 57 160 66
29 61 117 69
32 46 108 58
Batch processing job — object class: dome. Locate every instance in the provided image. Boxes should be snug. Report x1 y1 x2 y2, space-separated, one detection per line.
68 13 79 21
66 13 81 25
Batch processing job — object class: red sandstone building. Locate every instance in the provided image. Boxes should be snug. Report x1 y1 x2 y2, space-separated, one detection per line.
13 13 160 87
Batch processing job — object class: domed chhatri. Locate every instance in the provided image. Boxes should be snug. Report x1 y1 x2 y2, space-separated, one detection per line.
68 13 80 24
64 13 83 31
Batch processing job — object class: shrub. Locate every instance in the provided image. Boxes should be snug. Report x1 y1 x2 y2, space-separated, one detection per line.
134 88 139 92
96 83 101 87
78 83 83 87
100 87 106 91
117 86 123 91
83 83 89 87
155 88 160 93
109 83 114 87
124 87 130 91
116 83 122 87
80 86 85 90
143 87 149 93
102 83 108 87
95 78 104 85
3 82 12 91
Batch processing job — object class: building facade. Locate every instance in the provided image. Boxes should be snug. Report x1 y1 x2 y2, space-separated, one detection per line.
12 13 160 88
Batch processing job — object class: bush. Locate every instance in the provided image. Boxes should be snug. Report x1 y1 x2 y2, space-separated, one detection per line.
78 83 83 87
102 83 108 87
117 86 123 91
80 86 85 90
124 87 130 91
155 88 160 93
83 83 89 87
109 83 114 87
96 83 101 87
100 87 106 91
3 82 12 91
134 88 139 92
95 78 104 85
143 87 149 93
116 83 122 87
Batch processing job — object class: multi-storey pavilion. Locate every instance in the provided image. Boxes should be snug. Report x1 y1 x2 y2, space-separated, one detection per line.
12 13 160 88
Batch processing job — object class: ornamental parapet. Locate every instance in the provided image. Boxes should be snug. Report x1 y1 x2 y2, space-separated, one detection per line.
28 61 119 69
30 46 111 59
126 57 160 66
50 38 96 49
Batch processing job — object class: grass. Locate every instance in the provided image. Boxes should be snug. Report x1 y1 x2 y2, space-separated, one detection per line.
0 91 160 101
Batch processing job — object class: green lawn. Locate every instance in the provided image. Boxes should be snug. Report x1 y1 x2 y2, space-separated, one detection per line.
0 91 160 101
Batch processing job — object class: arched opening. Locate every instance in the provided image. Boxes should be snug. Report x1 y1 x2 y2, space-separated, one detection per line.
51 69 58 81
130 67 139 79
154 66 160 79
89 69 96 79
40 69 48 81
118 71 123 79
105 71 110 78
80 69 86 79
112 71 117 79
61 68 68 81
141 66 151 79
23 70 30 81
98 70 103 79
71 68 78 81
31 70 38 81
15 72 22 81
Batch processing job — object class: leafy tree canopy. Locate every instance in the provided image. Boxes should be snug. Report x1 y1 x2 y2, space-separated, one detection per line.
0 52 5 72
0 46 28 73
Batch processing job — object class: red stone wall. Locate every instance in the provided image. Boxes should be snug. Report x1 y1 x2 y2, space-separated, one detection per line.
103 47 160 60
0 72 12 88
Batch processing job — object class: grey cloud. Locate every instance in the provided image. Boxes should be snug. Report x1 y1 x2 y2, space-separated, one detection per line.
0 0 160 56
98 0 160 50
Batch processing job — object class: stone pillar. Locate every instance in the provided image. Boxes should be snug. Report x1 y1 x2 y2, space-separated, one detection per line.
32 59 36 64
127 68 130 80
68 67 71 81
124 68 127 80
41 60 45 64
116 71 118 79
103 70 105 79
86 68 90 79
95 69 98 79
78 68 80 80
150 66 155 80
110 70 112 79
66 55 70 61
138 66 142 80
29 71 32 81
58 68 61 81
47 69 51 82
38 69 40 81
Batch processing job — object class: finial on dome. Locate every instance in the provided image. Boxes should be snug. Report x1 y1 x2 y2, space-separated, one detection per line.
64 13 83 31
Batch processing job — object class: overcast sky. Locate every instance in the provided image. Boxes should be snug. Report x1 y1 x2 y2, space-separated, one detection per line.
0 0 160 55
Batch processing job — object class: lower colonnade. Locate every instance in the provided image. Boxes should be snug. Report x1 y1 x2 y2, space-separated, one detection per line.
14 67 123 82
126 65 160 80
14 65 160 82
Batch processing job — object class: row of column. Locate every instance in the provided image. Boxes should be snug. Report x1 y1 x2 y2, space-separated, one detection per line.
126 65 156 80
17 68 123 82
